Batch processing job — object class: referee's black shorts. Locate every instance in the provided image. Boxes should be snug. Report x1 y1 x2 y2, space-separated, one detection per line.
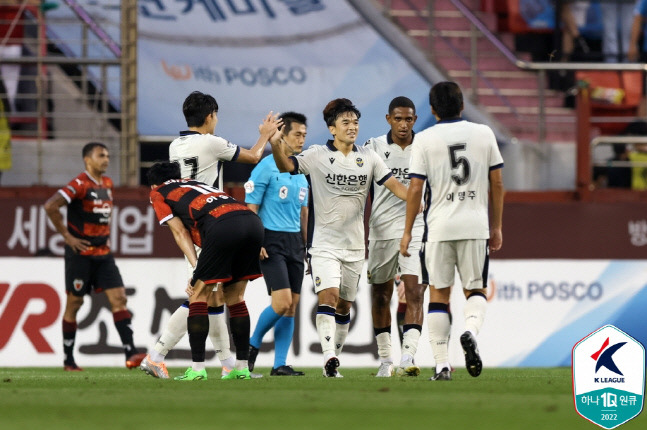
260 229 305 295
193 211 264 285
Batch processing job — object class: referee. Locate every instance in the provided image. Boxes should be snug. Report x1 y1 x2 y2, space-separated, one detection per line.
245 112 309 376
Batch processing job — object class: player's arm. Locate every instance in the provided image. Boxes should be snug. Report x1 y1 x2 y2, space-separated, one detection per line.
400 177 424 257
43 192 90 253
166 217 198 268
269 131 297 173
383 175 408 201
488 167 504 252
235 111 283 164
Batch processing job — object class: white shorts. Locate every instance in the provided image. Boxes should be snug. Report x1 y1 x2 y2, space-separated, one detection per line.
367 238 421 284
423 239 488 290
310 247 364 302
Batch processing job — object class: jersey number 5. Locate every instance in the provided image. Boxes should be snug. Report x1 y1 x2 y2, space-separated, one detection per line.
448 144 470 186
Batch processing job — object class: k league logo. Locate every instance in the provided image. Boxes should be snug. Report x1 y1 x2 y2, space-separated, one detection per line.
573 325 645 429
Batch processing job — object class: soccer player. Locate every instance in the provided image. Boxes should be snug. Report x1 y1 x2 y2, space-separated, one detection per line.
364 96 427 377
245 112 309 376
140 91 281 379
401 82 504 381
148 161 265 381
270 98 408 377
44 142 146 371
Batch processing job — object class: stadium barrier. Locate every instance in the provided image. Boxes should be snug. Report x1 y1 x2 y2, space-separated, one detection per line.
1 257 645 369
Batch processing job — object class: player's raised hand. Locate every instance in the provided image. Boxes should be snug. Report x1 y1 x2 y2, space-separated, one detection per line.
259 111 283 138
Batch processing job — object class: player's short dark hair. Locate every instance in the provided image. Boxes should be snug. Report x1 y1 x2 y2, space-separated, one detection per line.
82 142 107 158
147 161 181 186
183 91 219 127
280 111 307 135
388 96 416 114
323 98 361 127
429 81 463 119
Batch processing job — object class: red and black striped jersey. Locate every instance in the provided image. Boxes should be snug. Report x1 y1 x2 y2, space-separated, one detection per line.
57 171 113 256
149 179 251 247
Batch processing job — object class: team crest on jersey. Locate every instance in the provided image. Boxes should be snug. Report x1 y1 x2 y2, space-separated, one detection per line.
244 180 254 193
384 152 390 159
329 157 335 165
73 278 84 292
355 157 364 167
279 186 288 199
315 277 321 287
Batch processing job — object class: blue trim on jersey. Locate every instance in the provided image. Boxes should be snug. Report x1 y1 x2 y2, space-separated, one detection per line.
230 146 241 162
325 139 358 152
376 171 393 186
179 130 200 136
288 155 299 175
409 173 427 180
489 162 504 171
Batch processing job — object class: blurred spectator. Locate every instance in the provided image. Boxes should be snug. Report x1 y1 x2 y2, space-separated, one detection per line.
600 0 634 62
560 1 591 60
629 0 647 62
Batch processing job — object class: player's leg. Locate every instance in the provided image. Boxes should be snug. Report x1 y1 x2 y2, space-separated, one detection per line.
62 293 84 371
249 240 291 371
367 239 398 377
207 287 235 374
174 279 212 381
270 231 305 375
311 250 342 377
271 291 303 376
62 251 89 370
426 241 456 381
100 255 145 369
221 212 264 380
335 253 363 357
396 236 425 377
457 239 488 378
395 277 407 346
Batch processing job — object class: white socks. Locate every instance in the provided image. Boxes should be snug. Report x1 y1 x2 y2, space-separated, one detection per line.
428 311 451 367
376 332 392 362
152 305 189 361
208 312 233 365
401 328 421 359
316 313 336 356
464 294 487 335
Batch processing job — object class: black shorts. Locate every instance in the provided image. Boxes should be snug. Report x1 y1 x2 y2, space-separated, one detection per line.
64 247 124 296
260 229 305 295
193 211 264 285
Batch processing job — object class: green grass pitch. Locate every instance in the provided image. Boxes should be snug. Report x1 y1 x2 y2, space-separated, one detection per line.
0 367 644 430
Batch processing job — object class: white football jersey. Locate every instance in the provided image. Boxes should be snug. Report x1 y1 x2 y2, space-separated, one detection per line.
364 132 424 240
409 119 503 242
169 131 240 188
291 140 392 250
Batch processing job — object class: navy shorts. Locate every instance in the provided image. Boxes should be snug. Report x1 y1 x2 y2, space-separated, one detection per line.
64 247 124 296
260 229 305 295
193 211 264 285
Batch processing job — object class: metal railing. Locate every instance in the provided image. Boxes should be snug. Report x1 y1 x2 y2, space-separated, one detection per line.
0 0 137 185
376 0 647 145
